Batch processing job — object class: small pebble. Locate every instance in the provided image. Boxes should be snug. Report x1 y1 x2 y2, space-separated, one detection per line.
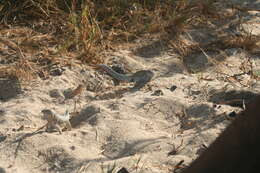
49 89 63 98
0 135 7 143
0 109 5 116
116 167 129 173
170 85 177 92
152 89 164 96
228 111 237 118
50 68 64 76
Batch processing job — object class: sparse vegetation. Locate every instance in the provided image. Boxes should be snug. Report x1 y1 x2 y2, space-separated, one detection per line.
1 1 259 172
0 0 258 82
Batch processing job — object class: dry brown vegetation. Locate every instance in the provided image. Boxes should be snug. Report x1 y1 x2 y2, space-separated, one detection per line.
0 0 258 82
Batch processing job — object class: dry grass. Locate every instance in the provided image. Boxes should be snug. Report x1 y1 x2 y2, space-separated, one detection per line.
223 34 259 52
0 0 257 82
0 37 37 81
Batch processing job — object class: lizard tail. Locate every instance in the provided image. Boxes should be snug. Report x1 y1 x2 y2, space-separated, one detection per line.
97 64 132 82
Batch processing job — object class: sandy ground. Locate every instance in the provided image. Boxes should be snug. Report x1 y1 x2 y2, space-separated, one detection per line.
0 2 259 173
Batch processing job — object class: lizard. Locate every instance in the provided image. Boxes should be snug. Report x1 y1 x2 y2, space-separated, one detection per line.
96 64 154 91
37 109 72 134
